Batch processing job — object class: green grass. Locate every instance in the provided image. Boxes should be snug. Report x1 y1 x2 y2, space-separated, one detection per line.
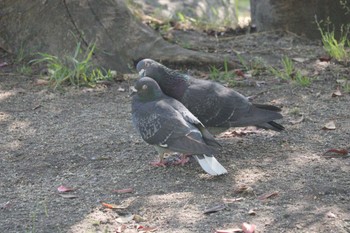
209 59 236 86
16 65 33 76
316 18 350 64
31 42 113 89
270 56 311 87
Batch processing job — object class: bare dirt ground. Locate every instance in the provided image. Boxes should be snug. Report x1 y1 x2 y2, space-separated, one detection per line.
1 30 350 233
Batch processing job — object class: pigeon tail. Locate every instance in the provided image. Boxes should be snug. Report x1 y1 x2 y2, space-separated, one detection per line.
256 121 285 131
194 154 227 176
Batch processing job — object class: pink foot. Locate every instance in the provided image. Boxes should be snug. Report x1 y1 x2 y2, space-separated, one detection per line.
173 155 190 166
150 160 167 167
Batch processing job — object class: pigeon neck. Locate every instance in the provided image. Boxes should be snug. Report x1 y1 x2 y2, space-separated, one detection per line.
160 70 189 100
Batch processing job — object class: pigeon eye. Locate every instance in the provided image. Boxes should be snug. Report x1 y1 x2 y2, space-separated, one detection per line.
142 84 148 90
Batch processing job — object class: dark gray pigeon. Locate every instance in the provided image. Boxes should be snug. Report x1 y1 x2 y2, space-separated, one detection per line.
131 77 227 175
136 59 284 132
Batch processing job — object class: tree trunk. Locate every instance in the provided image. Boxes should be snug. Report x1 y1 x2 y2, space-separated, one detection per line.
251 0 350 39
0 0 238 73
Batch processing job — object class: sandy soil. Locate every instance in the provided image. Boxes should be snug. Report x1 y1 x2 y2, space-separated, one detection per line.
0 30 349 233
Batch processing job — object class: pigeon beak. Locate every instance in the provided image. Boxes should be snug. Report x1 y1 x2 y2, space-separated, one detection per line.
138 68 145 77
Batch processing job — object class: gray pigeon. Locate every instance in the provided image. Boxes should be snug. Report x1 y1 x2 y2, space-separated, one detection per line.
136 59 284 132
131 77 228 175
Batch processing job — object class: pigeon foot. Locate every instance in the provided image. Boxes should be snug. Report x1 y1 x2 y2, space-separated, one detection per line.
150 160 168 167
173 154 190 166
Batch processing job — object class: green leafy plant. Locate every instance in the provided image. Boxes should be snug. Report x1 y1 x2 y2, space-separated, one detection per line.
31 42 113 89
270 56 311 86
209 59 236 86
16 65 32 75
316 17 350 64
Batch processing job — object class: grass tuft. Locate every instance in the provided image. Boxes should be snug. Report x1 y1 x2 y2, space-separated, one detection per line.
31 42 113 89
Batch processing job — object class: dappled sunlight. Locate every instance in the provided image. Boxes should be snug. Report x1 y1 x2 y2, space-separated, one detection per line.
234 167 266 185
2 140 22 151
0 90 16 101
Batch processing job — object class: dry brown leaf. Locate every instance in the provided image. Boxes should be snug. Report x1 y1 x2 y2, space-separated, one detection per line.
137 225 158 232
242 222 256 233
323 148 349 158
35 79 50 86
322 121 336 130
258 191 279 201
331 88 342 97
234 184 253 194
292 57 308 63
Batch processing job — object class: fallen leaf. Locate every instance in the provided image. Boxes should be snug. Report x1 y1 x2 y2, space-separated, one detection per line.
116 214 134 223
57 185 75 193
116 224 127 233
248 209 256 215
290 115 304 125
258 191 279 201
323 148 349 158
0 62 9 67
112 188 134 194
326 211 337 218
319 56 331 62
133 214 146 223
137 225 158 232
215 228 242 233
203 204 226 214
118 87 126 92
59 193 78 199
101 197 136 209
292 57 308 63
233 184 253 194
331 88 342 97
242 222 256 233
223 197 244 203
234 69 245 77
0 201 11 209
35 79 50 86
322 121 336 130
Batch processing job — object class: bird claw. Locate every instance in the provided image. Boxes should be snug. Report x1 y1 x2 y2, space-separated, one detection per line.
150 161 168 167
173 155 190 166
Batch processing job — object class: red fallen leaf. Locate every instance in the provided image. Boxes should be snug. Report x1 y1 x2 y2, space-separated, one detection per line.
112 188 133 194
215 228 242 233
242 222 256 233
101 202 119 209
57 185 75 193
323 148 349 158
137 225 158 232
234 69 245 77
319 56 331 62
258 191 279 201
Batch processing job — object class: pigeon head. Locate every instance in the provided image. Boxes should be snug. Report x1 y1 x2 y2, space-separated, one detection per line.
136 59 189 100
136 59 164 81
134 77 163 101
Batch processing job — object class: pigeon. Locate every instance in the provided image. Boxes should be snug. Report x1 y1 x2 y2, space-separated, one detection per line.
131 77 228 175
136 59 284 132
